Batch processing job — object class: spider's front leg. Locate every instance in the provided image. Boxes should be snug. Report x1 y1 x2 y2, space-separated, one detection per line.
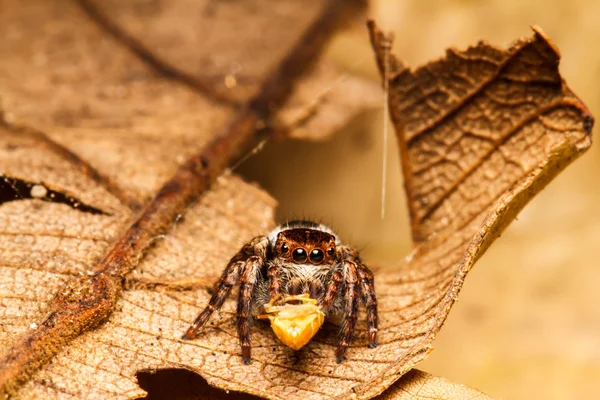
321 259 357 363
340 245 378 348
322 246 379 362
182 236 268 353
335 264 360 363
355 260 378 348
237 254 263 364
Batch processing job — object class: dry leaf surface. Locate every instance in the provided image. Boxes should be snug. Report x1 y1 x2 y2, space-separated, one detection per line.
377 370 491 400
0 0 376 398
0 2 593 400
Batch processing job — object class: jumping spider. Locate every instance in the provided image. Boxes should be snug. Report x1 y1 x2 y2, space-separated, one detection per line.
182 220 378 364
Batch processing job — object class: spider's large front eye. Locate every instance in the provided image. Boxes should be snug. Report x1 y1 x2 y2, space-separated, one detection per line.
281 244 289 254
309 249 324 263
292 248 307 262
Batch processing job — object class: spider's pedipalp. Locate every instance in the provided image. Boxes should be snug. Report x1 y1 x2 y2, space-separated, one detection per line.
267 260 281 300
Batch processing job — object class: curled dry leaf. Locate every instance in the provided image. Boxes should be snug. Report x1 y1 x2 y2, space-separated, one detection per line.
364 20 593 399
0 1 593 400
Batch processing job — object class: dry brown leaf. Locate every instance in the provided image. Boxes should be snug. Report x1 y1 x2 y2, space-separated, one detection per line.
362 21 593 398
74 0 381 141
0 1 593 399
0 0 379 205
0 0 377 398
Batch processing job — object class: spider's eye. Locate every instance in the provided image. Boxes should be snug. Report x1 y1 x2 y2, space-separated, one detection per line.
310 249 324 263
327 248 335 257
292 248 307 262
281 244 289 254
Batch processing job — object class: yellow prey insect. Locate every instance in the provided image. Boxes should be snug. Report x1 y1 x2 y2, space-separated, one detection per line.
259 294 325 350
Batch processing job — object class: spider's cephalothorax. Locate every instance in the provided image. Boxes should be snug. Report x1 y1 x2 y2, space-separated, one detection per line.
182 220 378 364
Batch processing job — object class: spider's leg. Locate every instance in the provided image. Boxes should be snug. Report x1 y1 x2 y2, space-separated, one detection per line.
182 236 268 340
237 256 262 364
355 262 378 348
335 263 359 363
182 259 244 339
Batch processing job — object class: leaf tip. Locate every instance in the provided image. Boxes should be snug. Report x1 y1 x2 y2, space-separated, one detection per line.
531 25 562 58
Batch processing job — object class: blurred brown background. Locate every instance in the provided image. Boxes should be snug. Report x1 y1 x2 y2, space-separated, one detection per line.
241 0 600 398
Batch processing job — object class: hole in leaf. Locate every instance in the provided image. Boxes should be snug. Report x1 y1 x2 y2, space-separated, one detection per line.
136 368 260 400
0 175 107 215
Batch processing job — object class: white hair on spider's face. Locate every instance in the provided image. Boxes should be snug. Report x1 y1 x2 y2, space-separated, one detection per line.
267 220 341 248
